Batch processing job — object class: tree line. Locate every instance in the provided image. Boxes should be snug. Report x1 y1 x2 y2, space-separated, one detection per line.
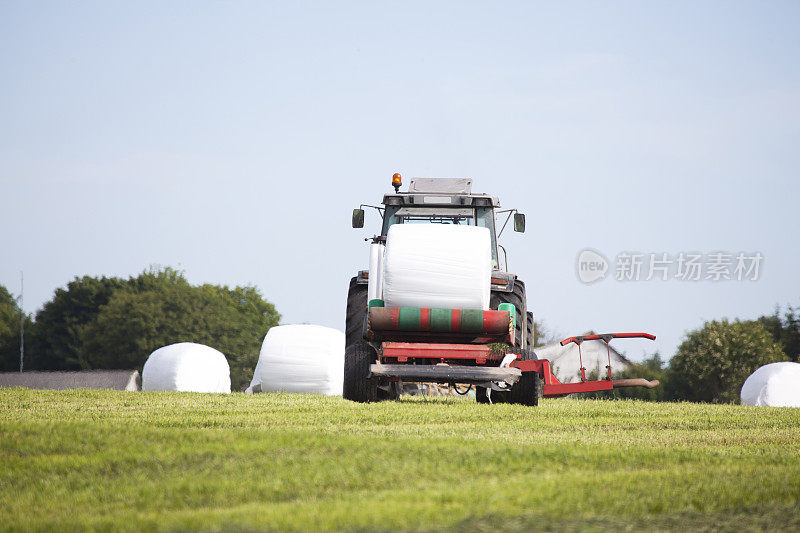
0 267 280 391
2 268 797 402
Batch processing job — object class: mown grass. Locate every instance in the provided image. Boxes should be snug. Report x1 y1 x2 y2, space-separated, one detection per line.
1 389 799 532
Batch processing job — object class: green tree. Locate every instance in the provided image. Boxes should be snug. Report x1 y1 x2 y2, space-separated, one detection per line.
668 319 785 403
611 353 671 401
26 275 125 370
0 285 32 371
532 319 558 347
758 305 800 362
783 307 800 362
78 268 280 390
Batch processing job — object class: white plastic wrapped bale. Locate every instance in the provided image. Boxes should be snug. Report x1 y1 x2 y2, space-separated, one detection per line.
142 342 231 393
382 224 491 310
247 325 344 395
740 362 800 407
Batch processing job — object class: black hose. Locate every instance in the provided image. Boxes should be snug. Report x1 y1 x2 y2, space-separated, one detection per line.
453 383 472 396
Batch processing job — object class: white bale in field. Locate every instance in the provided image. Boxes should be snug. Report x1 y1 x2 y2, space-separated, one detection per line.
142 342 231 393
247 325 344 395
382 224 491 310
740 362 800 407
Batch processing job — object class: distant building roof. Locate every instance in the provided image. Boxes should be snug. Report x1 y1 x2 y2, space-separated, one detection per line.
0 370 140 391
533 341 634 383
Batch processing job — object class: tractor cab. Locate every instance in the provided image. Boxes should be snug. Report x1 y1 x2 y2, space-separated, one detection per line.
352 176 525 271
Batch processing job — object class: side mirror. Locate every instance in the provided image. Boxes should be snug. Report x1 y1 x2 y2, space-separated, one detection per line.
513 213 526 233
352 208 365 228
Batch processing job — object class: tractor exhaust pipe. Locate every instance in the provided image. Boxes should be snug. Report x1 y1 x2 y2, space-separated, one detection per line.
612 378 660 389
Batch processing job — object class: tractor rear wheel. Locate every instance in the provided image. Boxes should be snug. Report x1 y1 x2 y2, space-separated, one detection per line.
526 311 534 348
509 349 540 406
345 277 367 348
344 277 401 400
475 386 490 404
491 279 527 349
475 386 510 404
343 341 378 403
479 280 527 403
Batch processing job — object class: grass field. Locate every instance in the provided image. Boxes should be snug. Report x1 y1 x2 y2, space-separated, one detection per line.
1 389 799 532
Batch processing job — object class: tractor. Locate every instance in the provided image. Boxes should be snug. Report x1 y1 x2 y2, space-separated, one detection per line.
344 174 658 405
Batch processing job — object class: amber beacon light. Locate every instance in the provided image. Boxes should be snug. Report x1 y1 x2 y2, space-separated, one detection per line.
392 173 402 192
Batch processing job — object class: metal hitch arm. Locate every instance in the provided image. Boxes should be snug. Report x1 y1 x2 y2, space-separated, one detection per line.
612 378 660 389
559 332 656 346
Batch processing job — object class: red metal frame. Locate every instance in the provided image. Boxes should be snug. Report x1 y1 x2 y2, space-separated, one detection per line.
511 359 614 396
379 331 657 396
381 342 501 364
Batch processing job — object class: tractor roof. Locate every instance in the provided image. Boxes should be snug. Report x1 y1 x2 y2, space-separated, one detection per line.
382 177 500 207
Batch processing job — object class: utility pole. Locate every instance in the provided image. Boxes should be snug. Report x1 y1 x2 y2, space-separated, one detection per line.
19 271 24 372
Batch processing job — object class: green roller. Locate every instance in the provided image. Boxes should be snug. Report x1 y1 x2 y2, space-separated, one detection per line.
367 306 510 337
398 307 421 330
430 308 451 332
460 309 484 333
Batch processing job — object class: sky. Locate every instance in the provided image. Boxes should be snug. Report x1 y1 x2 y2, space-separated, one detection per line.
1 1 798 362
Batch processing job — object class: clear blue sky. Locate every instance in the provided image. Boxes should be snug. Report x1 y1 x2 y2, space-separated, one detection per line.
2 1 798 361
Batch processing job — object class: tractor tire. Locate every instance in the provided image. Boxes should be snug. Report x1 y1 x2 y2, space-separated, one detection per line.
491 279 527 349
510 349 540 406
381 381 402 400
475 386 509 404
345 277 368 348
343 341 378 403
526 311 534 348
344 277 401 400
475 386 490 404
477 280 527 406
